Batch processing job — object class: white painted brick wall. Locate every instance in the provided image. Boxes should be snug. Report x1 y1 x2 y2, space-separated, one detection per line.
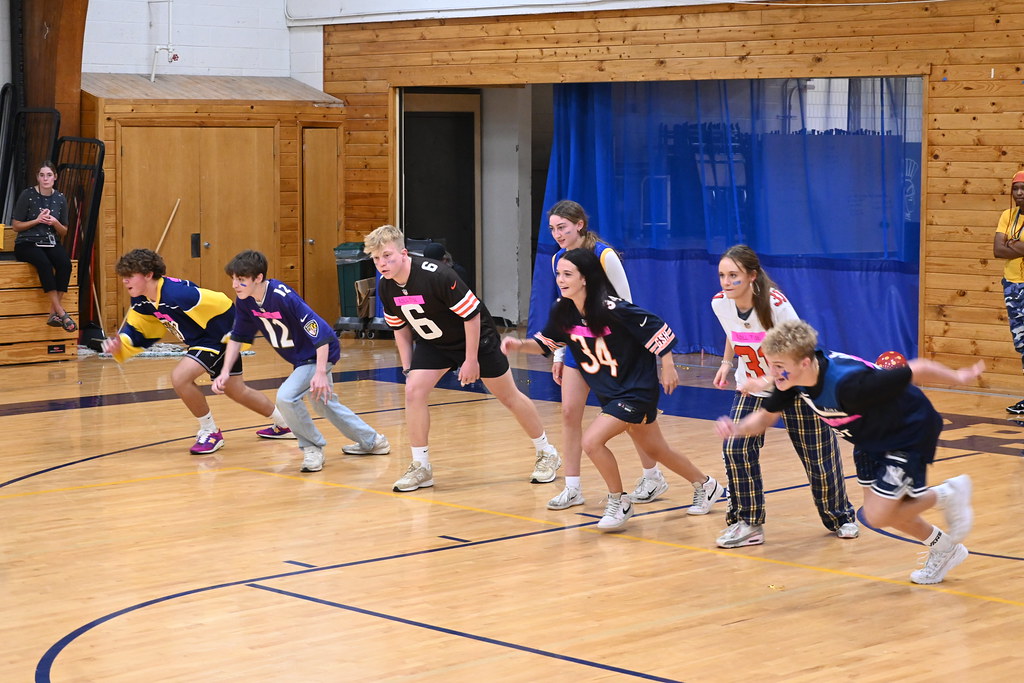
83 0 293 78
288 25 323 89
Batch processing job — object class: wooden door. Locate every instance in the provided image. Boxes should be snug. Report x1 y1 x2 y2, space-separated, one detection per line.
301 127 343 321
120 127 202 278
119 126 202 316
199 127 277 298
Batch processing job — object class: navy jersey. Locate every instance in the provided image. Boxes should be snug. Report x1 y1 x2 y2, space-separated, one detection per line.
379 255 500 352
113 276 234 362
762 350 940 452
534 297 676 403
229 279 339 368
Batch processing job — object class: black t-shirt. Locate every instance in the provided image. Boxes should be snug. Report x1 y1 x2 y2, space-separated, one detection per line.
13 186 68 247
379 255 499 352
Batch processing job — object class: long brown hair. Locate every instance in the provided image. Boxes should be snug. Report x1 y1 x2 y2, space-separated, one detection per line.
548 199 599 251
722 244 779 331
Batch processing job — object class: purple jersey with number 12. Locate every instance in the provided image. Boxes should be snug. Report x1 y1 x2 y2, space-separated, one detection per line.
229 278 340 367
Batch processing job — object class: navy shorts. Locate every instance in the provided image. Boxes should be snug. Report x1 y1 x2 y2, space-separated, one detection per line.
853 413 942 499
599 393 659 425
187 345 243 380
411 335 510 378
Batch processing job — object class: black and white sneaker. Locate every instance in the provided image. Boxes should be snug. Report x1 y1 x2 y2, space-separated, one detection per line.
1006 399 1024 415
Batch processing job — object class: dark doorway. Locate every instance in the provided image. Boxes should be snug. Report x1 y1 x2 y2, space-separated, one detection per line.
402 99 478 289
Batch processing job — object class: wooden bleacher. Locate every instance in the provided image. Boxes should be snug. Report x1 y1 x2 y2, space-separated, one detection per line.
0 258 79 365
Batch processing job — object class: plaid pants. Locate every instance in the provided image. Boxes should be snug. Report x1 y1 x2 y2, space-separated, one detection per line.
722 392 855 530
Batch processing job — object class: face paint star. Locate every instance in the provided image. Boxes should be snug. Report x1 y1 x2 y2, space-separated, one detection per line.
780 369 790 380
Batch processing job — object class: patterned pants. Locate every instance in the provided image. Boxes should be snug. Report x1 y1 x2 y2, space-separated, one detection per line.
722 392 856 530
1002 278 1024 368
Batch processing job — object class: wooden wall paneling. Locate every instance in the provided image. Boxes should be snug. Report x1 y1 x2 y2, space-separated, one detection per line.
23 0 88 136
321 0 1024 392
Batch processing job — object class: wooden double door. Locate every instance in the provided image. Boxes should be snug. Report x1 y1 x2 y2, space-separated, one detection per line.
119 126 277 300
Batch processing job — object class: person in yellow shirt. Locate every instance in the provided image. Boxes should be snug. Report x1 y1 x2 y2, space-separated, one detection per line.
993 170 1024 414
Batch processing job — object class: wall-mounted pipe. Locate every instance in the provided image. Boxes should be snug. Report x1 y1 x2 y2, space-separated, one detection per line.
148 0 179 82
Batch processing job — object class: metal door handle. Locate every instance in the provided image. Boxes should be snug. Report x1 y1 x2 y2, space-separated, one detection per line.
203 241 211 248
308 239 315 245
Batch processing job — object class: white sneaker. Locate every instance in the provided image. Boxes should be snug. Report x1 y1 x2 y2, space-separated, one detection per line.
300 446 325 473
687 476 725 515
393 461 433 492
627 474 669 504
342 433 391 455
836 522 860 539
716 521 765 548
596 493 634 531
531 446 561 484
547 486 584 510
939 474 973 543
910 543 969 584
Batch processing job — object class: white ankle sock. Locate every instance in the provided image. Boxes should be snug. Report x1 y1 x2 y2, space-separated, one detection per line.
198 412 216 432
271 407 288 428
565 475 581 489
412 446 430 466
926 525 954 551
531 433 550 451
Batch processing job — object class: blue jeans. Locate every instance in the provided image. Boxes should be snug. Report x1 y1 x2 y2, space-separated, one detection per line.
276 363 377 450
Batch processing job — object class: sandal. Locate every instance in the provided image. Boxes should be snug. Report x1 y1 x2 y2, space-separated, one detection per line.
59 313 77 333
46 313 63 328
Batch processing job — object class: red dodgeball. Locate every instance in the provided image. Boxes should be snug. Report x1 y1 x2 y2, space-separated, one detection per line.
876 351 908 369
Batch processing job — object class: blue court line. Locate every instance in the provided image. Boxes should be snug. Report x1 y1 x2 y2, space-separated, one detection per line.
34 522 598 682
247 583 684 682
855 508 1024 561
283 560 318 568
0 396 493 490
438 535 470 543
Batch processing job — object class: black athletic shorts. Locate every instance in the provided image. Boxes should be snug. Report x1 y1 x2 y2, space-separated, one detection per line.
186 344 243 380
410 335 510 378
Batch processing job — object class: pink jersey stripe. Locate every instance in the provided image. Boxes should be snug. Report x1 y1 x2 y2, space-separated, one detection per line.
568 324 610 338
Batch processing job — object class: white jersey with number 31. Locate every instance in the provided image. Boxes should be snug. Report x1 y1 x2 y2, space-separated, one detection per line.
711 287 798 396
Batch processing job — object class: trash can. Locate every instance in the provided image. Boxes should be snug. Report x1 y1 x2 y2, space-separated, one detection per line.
335 242 375 332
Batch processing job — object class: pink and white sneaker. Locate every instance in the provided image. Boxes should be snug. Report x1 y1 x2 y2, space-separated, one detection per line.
190 429 224 455
256 425 295 439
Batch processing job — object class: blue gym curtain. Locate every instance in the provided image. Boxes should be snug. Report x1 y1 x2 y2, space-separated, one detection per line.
530 78 922 359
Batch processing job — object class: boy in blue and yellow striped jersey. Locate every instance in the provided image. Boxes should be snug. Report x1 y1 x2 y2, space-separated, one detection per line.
103 248 291 455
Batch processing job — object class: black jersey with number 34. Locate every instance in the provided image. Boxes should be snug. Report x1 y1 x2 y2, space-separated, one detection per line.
379 255 500 352
534 297 676 401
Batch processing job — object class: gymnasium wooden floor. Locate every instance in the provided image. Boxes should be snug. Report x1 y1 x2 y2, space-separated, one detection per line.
3 337 1022 682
